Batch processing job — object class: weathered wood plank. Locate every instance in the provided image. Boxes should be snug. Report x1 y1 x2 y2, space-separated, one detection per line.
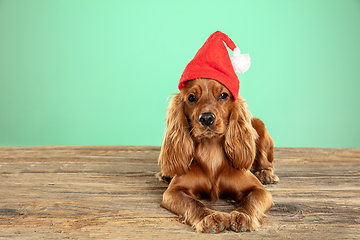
0 146 359 239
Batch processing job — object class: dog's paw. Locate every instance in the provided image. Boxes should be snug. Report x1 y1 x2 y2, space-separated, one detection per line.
195 211 230 234
155 172 172 183
254 169 279 185
229 211 261 232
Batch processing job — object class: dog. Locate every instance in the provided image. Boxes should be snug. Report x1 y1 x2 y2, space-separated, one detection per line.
158 78 278 233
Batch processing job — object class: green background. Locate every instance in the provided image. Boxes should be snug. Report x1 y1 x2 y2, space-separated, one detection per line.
0 0 359 148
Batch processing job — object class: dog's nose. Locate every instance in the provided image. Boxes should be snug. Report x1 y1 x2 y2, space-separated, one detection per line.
199 112 216 127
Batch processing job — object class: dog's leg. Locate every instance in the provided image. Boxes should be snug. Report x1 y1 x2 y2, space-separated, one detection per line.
229 187 273 232
160 174 230 233
251 118 279 184
227 172 274 232
252 145 279 184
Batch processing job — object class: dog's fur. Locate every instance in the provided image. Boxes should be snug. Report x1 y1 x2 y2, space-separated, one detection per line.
158 78 278 233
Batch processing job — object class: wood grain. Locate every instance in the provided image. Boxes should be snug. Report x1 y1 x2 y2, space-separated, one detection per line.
0 146 359 239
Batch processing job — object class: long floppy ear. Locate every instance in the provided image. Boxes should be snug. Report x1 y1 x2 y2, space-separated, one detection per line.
158 93 195 177
224 96 258 170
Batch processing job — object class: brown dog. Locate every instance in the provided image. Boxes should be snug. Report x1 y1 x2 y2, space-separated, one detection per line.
158 78 278 233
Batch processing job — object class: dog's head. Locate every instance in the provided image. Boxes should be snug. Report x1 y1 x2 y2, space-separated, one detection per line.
158 78 257 177
182 78 233 141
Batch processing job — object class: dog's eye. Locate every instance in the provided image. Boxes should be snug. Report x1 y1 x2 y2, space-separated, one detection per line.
188 94 197 103
219 92 229 100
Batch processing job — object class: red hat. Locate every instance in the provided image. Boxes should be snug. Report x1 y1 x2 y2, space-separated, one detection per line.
178 31 251 101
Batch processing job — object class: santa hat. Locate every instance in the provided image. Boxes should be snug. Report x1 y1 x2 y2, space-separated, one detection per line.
178 31 251 101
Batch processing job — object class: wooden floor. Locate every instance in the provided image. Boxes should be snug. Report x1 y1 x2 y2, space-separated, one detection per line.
0 146 359 239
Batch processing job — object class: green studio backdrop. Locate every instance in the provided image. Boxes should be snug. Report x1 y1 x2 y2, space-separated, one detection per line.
0 0 359 148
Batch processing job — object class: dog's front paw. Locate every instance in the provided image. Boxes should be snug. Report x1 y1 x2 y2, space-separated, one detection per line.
229 211 261 232
254 169 279 184
195 211 230 233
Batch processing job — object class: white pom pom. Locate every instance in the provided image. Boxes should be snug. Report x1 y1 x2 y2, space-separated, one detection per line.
231 47 251 74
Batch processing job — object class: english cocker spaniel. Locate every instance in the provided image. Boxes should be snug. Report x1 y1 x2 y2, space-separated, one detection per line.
158 78 278 233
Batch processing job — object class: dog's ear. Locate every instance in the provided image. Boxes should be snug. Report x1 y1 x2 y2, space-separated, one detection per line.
224 96 258 170
158 93 195 177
